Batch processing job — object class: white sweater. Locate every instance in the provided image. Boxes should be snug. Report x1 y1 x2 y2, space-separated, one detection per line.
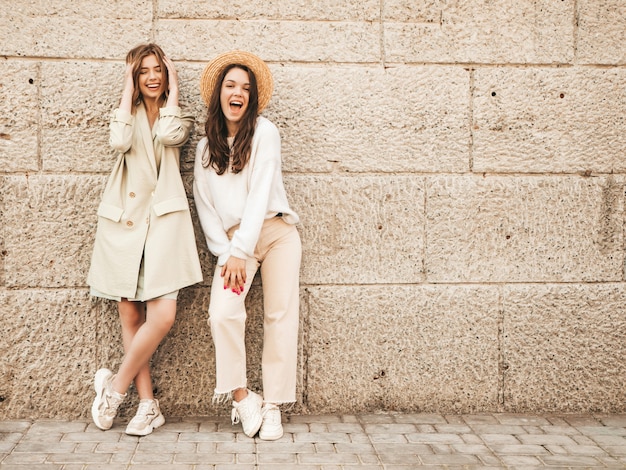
193 116 299 266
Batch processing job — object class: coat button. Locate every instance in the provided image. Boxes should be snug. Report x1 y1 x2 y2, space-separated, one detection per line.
129 192 136 198
126 220 134 227
145 218 149 224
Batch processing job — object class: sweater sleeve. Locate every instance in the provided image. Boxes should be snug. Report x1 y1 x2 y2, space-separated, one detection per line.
109 109 134 153
229 121 281 261
156 106 194 147
192 140 231 262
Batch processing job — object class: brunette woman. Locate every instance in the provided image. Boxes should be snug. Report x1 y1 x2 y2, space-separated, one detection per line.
193 50 301 440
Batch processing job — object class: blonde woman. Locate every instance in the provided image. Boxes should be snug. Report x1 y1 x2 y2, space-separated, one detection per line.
194 51 301 440
88 43 202 436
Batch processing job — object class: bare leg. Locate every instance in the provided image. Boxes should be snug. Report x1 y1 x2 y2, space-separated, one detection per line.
111 298 176 396
116 300 153 399
233 388 248 402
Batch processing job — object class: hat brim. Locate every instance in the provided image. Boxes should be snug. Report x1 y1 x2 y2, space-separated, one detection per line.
200 50 274 112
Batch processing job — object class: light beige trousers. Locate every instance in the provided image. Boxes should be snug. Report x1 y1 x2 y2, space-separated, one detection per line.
208 216 301 404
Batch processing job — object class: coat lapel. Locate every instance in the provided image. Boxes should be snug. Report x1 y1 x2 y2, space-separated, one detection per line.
136 103 158 178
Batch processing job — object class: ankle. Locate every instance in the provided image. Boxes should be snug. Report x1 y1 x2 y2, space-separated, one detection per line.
233 388 248 402
110 377 126 397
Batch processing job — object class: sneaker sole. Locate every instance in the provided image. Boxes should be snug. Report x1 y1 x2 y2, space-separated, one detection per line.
125 413 165 436
243 414 263 438
91 369 113 431
259 428 283 440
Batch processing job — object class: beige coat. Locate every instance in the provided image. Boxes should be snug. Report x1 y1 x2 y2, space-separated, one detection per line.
87 104 203 300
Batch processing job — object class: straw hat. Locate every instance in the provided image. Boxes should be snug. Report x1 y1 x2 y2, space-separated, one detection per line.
200 50 274 112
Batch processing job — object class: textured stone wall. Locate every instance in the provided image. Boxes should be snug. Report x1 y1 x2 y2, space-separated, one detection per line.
1 0 625 419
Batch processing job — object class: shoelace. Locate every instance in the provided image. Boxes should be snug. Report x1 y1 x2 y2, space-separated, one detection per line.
101 390 124 417
231 407 240 425
135 401 152 418
262 405 280 424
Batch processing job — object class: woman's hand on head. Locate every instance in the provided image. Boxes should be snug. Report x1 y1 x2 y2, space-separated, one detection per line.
123 63 135 92
221 256 247 295
118 63 135 111
163 56 179 93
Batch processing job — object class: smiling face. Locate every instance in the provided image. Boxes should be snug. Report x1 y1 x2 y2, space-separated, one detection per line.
137 54 165 102
220 66 250 135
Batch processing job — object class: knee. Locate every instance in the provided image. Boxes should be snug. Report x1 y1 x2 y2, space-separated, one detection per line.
208 304 245 329
118 303 144 328
159 311 176 331
147 300 176 333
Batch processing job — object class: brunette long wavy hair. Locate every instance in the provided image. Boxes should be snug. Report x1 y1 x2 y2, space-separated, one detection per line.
126 43 169 112
202 64 259 175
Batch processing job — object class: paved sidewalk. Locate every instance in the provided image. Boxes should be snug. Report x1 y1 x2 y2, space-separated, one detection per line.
0 412 625 469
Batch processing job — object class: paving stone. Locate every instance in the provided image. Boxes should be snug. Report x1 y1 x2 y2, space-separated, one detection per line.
545 444 567 455
406 433 464 444
604 446 626 455
490 444 550 455
294 432 351 443
580 426 626 436
472 424 527 434
434 424 472 434
326 423 364 433
174 452 235 464
461 433 484 445
216 441 255 453
517 434 578 446
373 443 432 454
462 415 499 425
560 445 609 456
11 441 76 453
237 453 256 464
256 442 315 453
416 424 436 433
541 424 583 435
420 453 481 465
334 442 375 453
131 452 175 464
377 452 421 465
257 452 298 464
451 443 494 455
2 453 49 464
0 465 63 470
297 452 360 464
179 432 236 442
368 433 409 444
0 413 624 468
0 422 31 433
47 453 113 463
600 416 626 427
430 443 452 454
314 442 335 453
363 424 417 434
540 455 604 466
495 414 551 426
475 433 522 446
571 435 597 446
500 455 543 466
589 434 626 446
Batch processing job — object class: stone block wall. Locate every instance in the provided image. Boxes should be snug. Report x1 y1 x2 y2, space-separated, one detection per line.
0 0 625 419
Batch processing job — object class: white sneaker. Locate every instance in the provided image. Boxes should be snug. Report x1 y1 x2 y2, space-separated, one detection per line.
231 390 263 437
91 368 125 430
125 399 165 436
259 403 283 440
